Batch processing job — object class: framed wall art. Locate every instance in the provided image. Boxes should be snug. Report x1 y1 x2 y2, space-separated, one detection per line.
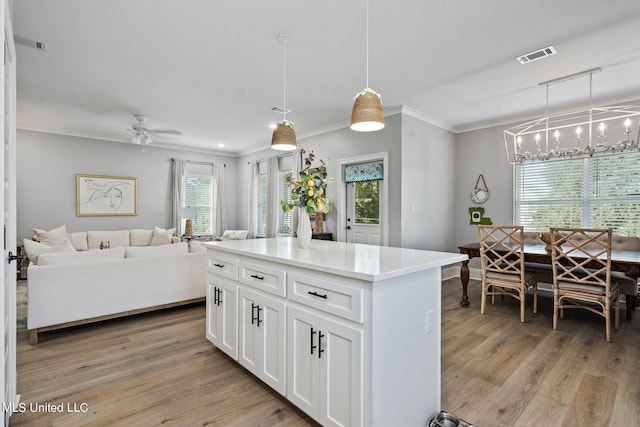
76 174 138 216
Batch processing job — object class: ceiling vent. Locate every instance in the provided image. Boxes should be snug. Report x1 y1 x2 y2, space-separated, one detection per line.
516 46 556 64
15 36 47 52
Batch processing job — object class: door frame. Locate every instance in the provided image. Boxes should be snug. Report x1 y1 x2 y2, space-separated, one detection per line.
336 152 388 245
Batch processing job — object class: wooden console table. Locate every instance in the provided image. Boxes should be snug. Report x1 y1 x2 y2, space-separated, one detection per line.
458 242 640 320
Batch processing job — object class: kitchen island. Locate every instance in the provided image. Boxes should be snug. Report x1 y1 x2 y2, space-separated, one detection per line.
204 237 467 427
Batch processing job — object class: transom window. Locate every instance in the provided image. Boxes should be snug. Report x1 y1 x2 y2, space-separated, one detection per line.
514 152 640 237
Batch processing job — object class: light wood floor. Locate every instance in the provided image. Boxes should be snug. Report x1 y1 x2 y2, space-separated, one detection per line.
11 278 640 426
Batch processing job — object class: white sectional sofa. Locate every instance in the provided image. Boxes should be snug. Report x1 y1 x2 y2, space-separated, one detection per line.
25 226 207 344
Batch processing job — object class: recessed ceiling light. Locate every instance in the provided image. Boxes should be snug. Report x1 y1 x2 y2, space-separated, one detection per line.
217 143 224 148
516 46 557 64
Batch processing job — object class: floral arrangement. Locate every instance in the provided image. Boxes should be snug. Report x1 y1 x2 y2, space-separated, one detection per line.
281 151 335 215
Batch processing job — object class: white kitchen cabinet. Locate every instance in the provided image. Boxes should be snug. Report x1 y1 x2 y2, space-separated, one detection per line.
206 274 238 360
205 237 467 427
238 286 286 395
287 304 362 427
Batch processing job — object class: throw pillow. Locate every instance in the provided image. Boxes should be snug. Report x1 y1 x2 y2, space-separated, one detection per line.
23 238 75 265
32 225 68 246
150 226 176 246
68 232 88 251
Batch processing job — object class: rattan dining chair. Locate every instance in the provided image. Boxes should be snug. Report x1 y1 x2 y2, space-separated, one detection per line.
478 225 538 322
550 228 619 342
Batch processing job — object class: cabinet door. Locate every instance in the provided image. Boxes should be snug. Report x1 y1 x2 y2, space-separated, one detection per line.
321 316 363 427
206 275 238 360
287 305 321 420
287 305 363 427
238 287 286 395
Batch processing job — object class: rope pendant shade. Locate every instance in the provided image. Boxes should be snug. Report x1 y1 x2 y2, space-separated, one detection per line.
350 0 384 132
351 89 384 132
271 33 297 151
271 120 297 151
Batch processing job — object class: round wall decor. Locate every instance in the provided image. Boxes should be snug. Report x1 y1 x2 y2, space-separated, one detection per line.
471 174 490 204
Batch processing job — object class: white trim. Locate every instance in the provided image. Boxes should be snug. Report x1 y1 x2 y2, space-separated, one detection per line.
401 105 456 132
336 152 389 245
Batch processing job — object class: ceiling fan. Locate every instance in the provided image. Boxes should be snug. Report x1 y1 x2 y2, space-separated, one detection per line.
128 114 182 144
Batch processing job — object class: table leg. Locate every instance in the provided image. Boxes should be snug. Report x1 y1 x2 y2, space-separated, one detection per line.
460 259 470 307
626 295 635 321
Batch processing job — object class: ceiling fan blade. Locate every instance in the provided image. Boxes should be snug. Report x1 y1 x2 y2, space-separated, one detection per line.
148 129 183 136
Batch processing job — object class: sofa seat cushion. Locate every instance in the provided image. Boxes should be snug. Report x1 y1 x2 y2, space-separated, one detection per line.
88 230 130 249
37 246 125 266
23 238 76 265
130 229 154 246
125 242 189 258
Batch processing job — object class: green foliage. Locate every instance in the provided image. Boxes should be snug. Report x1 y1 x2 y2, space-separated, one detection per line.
281 151 335 215
355 180 380 224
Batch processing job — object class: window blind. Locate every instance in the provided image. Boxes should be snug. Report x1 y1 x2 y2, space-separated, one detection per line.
278 172 293 234
514 152 640 237
184 175 215 234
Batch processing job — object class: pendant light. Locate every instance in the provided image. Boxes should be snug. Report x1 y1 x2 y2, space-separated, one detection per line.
271 33 297 151
350 0 384 132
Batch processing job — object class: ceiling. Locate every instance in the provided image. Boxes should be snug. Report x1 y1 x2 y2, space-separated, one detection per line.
12 0 640 156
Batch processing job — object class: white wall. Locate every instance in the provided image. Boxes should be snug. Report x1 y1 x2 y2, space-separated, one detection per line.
17 130 238 242
401 114 457 252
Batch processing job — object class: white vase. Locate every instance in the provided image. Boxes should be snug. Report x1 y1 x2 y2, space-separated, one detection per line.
297 209 312 249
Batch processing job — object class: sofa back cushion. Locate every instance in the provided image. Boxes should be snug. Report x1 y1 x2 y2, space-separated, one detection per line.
125 242 189 258
87 230 130 249
130 229 154 246
38 246 126 266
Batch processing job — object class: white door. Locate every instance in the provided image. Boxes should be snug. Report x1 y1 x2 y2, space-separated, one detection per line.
345 180 383 245
2 3 17 424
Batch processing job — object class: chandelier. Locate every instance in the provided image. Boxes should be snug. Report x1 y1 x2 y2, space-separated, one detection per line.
504 68 640 163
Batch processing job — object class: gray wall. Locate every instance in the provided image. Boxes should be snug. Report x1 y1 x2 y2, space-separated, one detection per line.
401 114 457 252
17 130 238 242
236 114 403 246
454 123 516 267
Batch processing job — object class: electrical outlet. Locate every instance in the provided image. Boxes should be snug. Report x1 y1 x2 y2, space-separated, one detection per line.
426 310 434 333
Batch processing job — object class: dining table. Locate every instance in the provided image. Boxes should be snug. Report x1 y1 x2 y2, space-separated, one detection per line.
457 242 640 320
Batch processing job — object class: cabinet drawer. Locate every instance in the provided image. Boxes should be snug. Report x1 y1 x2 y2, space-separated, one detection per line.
288 272 363 323
239 260 286 297
208 251 238 281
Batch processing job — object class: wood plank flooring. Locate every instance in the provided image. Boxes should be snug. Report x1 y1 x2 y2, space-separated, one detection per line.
11 278 640 426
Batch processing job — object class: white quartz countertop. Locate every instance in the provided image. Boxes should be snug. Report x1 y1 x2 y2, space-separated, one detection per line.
204 237 468 282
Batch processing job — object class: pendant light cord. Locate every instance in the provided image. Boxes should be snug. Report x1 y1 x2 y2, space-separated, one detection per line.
365 0 369 89
283 36 287 122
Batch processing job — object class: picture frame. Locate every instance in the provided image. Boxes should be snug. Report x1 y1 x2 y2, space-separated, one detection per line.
76 174 138 216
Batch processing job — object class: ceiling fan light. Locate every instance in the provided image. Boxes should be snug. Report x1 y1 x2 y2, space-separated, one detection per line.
132 134 141 144
350 89 385 132
271 120 297 151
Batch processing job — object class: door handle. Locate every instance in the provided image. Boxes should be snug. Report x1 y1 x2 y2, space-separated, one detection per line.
346 226 351 230
7 251 24 264
310 327 317 355
318 330 325 359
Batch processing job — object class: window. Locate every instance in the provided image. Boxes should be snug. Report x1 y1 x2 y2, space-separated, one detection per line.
256 174 267 236
355 180 380 224
184 174 215 235
514 152 640 237
256 171 293 236
279 172 293 234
